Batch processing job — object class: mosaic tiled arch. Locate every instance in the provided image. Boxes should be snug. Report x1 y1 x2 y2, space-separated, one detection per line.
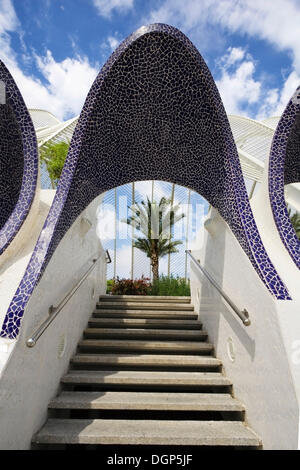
0 60 38 256
1 24 290 339
269 86 300 269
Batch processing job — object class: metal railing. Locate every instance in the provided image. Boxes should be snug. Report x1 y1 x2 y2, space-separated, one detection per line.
26 250 110 348
105 249 112 264
186 250 251 326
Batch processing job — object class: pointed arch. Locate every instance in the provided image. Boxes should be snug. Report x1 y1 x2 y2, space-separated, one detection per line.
1 24 290 339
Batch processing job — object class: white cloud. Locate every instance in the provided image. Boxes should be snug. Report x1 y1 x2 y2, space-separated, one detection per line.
219 47 245 68
96 205 116 240
134 181 182 206
0 0 19 69
35 51 98 119
0 0 98 121
107 36 120 50
114 244 133 278
0 0 18 34
147 0 300 118
6 50 98 121
256 70 300 120
92 0 134 18
215 47 300 119
147 0 300 72
216 48 261 115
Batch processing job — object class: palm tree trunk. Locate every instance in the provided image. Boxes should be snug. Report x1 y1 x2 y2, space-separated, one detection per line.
151 254 159 281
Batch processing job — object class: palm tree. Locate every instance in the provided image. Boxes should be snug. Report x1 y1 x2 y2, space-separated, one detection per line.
123 196 185 281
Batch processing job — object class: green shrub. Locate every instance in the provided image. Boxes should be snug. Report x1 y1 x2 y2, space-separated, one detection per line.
151 275 190 296
106 276 190 296
106 279 114 294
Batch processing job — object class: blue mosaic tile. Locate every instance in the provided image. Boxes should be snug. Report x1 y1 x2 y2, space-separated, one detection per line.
0 24 290 340
269 86 300 269
0 60 38 256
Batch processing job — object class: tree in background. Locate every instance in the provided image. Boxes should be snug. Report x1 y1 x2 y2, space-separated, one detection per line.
39 140 70 188
288 207 300 240
123 197 185 281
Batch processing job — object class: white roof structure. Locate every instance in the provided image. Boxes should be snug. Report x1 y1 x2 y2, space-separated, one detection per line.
228 115 299 209
29 109 299 211
261 116 281 129
29 109 78 148
29 109 61 130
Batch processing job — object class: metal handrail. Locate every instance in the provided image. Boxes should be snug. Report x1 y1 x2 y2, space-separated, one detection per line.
105 249 112 264
26 253 105 348
186 250 251 326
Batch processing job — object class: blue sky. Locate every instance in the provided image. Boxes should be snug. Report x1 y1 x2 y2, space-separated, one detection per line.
1 0 300 122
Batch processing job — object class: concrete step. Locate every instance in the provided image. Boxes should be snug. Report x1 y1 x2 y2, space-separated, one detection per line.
88 317 202 329
33 419 260 446
61 370 231 388
78 339 214 354
93 310 198 320
83 328 208 341
100 295 191 303
71 354 222 370
49 391 245 412
96 302 194 311
49 392 245 412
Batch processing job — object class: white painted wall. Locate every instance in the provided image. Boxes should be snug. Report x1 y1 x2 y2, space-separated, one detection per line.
0 175 41 270
190 208 299 450
285 183 300 213
0 193 107 449
0 190 55 329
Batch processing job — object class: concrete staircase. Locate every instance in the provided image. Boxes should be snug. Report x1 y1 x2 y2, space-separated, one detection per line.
32 295 261 449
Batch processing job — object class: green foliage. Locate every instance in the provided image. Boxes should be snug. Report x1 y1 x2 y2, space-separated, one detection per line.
287 207 300 240
108 277 151 295
123 196 185 281
106 279 114 294
290 212 300 240
40 140 70 187
106 276 190 296
150 275 190 296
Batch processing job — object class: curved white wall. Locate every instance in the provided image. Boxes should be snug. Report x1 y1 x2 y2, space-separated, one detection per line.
190 208 299 450
0 193 106 449
0 177 41 271
0 189 52 330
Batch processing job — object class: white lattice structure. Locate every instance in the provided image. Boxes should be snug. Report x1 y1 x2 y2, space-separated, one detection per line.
29 109 78 148
29 109 61 129
228 114 300 207
29 109 79 188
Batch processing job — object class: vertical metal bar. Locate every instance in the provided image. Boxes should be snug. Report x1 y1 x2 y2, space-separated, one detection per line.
131 182 135 280
185 189 191 280
168 183 175 277
114 187 117 278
